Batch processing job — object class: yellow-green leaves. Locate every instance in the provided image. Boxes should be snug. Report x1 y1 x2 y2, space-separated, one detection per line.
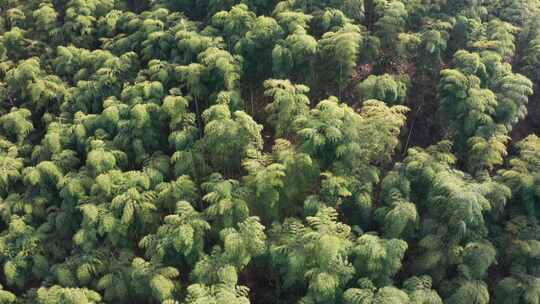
356 74 409 105
499 135 540 217
5 58 66 111
202 104 263 172
353 234 408 285
318 23 362 94
270 207 354 302
0 108 32 143
34 285 102 304
140 201 209 263
264 79 310 137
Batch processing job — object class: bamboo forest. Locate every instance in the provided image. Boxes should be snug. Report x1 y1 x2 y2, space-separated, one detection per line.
2 0 540 303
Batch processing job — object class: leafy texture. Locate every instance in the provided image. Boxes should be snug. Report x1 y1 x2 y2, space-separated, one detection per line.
0 1 537 303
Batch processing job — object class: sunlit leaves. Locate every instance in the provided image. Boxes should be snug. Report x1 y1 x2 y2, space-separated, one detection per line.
210 4 255 50
33 3 58 34
130 257 180 302
5 58 66 111
343 279 410 304
140 201 209 263
235 15 283 77
63 0 116 47
472 19 518 59
0 26 29 60
202 173 249 229
0 108 32 143
0 284 16 303
356 74 409 105
522 17 540 82
270 207 354 302
436 49 529 172
352 234 408 285
0 143 23 197
34 285 101 304
0 1 539 303
499 135 540 216
242 149 286 222
374 1 408 50
202 104 263 172
184 281 250 304
0 216 48 288
264 78 310 137
446 280 490 304
317 23 362 94
295 97 408 173
272 28 317 79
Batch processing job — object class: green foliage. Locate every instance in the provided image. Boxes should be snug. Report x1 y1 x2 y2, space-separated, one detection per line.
495 274 540 304
295 97 408 169
489 0 540 25
0 1 538 303
155 175 199 211
374 0 408 50
413 170 499 273
492 72 533 130
376 170 418 238
270 207 354 302
32 3 58 34
403 276 443 304
294 97 407 226
446 280 490 304
86 140 117 177
472 19 518 59
272 27 317 80
271 139 320 213
190 217 266 286
0 216 48 288
63 0 116 48
5 58 66 111
140 201 210 264
109 186 158 234
184 281 250 304
352 234 408 286
235 15 283 77
242 149 286 222
448 15 484 55
275 11 312 34
436 49 533 173
499 135 540 216
202 173 249 229
219 216 266 269
493 215 540 303
417 20 452 74
381 141 509 286
202 104 263 172
343 279 410 304
0 284 16 303
94 251 133 302
0 108 32 144
211 4 255 45
33 285 101 304
177 47 242 103
264 78 310 137
0 143 23 197
317 23 362 95
522 17 540 82
51 249 107 287
0 27 28 60
356 74 409 105
130 257 180 302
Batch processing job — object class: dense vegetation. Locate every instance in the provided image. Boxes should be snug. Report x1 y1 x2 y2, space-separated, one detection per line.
1 0 540 303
